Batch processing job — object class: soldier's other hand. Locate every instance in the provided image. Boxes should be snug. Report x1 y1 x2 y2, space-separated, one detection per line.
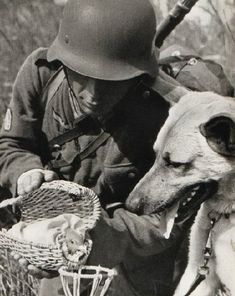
27 264 58 279
17 169 58 195
11 251 58 279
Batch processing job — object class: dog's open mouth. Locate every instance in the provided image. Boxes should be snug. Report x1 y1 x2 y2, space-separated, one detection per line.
177 180 218 221
155 180 218 239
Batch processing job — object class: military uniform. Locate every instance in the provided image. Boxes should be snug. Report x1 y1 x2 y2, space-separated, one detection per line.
0 48 190 296
1 0 234 292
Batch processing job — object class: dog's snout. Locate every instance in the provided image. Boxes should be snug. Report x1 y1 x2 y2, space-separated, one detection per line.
126 192 146 214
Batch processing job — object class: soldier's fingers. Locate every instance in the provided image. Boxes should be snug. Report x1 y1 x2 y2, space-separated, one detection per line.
10 251 16 258
17 169 43 195
13 253 21 261
43 170 59 182
19 258 29 269
27 265 58 279
17 185 26 195
21 172 43 194
29 171 45 190
17 176 27 195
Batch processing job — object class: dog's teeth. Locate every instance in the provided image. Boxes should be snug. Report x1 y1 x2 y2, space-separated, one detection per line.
175 213 178 218
182 202 186 206
191 191 196 197
187 197 192 202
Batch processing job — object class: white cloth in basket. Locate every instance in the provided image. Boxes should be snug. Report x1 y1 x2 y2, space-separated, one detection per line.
7 214 86 247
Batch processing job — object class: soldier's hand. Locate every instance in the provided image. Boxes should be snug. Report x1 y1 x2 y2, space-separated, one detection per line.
17 169 58 195
11 251 58 279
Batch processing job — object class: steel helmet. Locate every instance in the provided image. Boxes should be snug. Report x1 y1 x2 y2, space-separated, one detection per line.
47 0 158 80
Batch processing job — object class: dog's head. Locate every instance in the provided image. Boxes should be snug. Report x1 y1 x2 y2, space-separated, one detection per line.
126 92 235 237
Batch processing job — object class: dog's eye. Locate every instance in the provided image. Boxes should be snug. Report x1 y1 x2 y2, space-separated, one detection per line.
172 161 184 168
163 155 189 169
168 160 185 168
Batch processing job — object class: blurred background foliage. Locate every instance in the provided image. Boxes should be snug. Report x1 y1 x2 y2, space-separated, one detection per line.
0 0 234 123
153 0 235 85
0 0 63 122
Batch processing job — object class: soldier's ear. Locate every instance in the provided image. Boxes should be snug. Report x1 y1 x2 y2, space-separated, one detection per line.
200 116 235 156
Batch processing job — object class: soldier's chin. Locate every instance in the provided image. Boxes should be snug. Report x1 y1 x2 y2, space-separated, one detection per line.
79 103 97 116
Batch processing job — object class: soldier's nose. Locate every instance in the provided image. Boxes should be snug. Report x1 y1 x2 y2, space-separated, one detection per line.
79 90 98 105
86 78 96 96
82 78 101 103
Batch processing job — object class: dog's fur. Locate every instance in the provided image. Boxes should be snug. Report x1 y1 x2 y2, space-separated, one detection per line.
126 92 235 295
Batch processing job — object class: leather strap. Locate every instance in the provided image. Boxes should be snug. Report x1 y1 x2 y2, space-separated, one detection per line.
48 115 89 149
159 55 201 65
184 274 207 296
45 67 65 109
183 216 218 296
79 131 110 161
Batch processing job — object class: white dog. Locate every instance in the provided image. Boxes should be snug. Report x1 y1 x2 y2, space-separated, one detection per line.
126 92 235 295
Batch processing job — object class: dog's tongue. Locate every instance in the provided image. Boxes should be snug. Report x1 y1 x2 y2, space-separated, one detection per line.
160 201 180 239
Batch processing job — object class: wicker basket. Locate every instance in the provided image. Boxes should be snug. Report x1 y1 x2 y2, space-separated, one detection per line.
59 265 117 296
0 180 101 270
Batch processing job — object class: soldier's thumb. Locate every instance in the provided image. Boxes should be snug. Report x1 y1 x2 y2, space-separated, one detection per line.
43 170 59 182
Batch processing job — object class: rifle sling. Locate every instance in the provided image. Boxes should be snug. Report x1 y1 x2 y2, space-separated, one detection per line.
159 55 201 65
79 131 110 161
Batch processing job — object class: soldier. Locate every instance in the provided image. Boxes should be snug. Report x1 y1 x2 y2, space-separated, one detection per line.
0 0 227 295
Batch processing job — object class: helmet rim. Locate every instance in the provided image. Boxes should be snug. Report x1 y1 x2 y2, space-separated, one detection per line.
47 37 158 81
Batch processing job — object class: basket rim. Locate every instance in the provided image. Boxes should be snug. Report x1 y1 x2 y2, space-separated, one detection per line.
0 180 101 230
59 265 117 278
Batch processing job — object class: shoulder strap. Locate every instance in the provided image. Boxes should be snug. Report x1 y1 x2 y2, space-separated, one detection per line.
79 131 110 161
48 115 92 149
159 55 201 66
45 67 65 109
150 69 189 105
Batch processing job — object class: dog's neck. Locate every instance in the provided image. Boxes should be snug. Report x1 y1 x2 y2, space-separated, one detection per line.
206 193 235 216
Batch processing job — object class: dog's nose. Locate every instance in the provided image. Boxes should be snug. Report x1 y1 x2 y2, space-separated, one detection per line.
126 193 145 215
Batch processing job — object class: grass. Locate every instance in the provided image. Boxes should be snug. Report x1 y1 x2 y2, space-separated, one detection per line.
0 2 62 294
0 0 62 123
0 249 40 296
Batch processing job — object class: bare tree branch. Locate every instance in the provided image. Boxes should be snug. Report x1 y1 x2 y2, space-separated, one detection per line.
197 5 215 16
208 0 226 30
0 29 13 51
222 8 235 46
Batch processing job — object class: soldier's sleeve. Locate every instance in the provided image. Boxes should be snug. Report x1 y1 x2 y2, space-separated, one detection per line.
88 208 192 268
0 49 48 195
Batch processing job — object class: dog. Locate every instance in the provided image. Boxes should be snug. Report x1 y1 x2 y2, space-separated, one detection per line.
126 91 235 295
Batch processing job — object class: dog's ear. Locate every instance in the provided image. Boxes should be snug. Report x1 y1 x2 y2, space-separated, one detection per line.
200 116 235 156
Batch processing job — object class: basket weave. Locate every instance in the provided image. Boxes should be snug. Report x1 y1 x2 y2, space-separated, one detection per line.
0 180 101 270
